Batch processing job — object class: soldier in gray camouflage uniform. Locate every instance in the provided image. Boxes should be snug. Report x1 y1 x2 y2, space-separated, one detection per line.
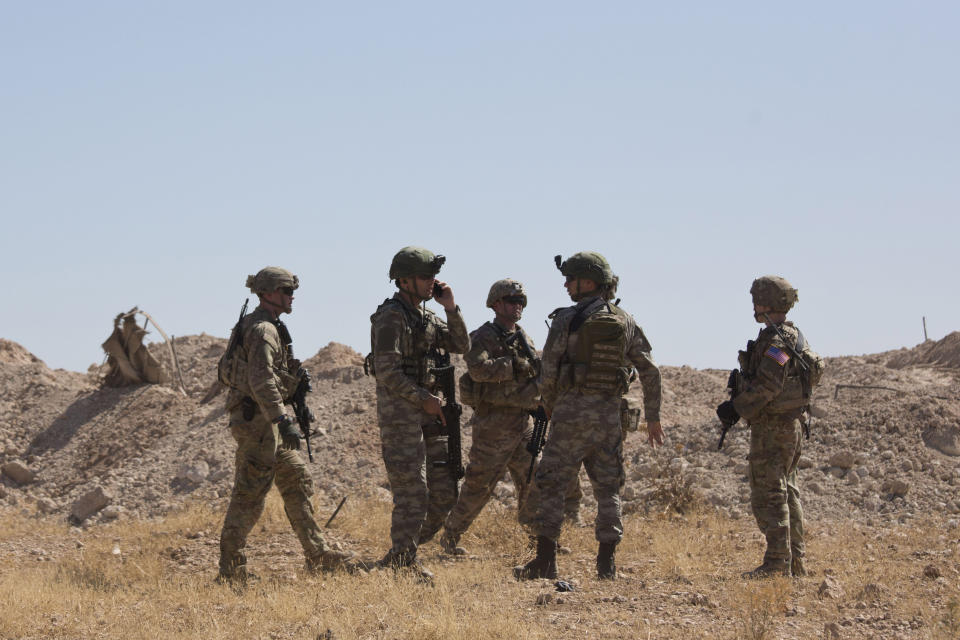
369 247 470 578
439 279 580 555
716 276 820 578
218 267 355 584
515 252 664 581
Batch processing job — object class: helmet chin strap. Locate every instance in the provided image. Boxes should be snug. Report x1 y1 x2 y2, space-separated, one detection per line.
261 296 290 315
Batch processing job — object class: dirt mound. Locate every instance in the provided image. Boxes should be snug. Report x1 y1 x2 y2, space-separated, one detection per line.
306 342 365 369
2 329 960 533
886 331 960 370
0 339 43 365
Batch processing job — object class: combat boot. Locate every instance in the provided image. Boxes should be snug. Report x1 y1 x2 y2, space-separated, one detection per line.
378 549 435 584
439 531 467 556
215 565 259 588
741 559 791 579
513 536 558 581
307 548 365 574
790 556 807 577
596 542 617 580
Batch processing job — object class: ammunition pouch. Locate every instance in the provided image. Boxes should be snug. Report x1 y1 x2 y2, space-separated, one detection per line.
619 396 642 432
421 422 449 438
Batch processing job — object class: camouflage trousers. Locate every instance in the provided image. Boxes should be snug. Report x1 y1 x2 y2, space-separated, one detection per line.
445 410 582 537
533 393 624 544
378 396 456 553
748 415 804 565
219 408 329 577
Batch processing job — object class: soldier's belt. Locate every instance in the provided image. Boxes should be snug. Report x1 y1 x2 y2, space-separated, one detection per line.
473 404 529 418
421 422 449 438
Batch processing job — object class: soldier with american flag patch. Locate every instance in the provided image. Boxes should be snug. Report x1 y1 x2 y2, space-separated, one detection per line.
716 275 820 579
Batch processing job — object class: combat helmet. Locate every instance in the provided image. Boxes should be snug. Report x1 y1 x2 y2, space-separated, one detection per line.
486 279 527 308
554 252 615 285
246 267 299 294
389 246 446 280
750 275 798 312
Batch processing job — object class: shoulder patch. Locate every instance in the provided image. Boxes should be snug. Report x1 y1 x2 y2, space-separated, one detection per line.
764 345 790 367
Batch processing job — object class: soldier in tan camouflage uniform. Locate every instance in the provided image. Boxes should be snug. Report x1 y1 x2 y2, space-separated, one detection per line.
369 247 470 578
218 267 355 584
439 279 580 555
716 276 822 578
514 252 664 581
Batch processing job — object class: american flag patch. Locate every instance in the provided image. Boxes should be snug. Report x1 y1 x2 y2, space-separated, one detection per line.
765 346 790 366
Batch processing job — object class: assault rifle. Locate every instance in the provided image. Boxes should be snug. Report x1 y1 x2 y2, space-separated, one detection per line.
526 406 549 483
217 298 249 387
718 369 742 450
291 369 315 463
430 349 464 498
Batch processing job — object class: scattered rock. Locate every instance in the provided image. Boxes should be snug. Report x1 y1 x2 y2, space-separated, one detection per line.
101 505 122 520
829 452 856 469
536 593 553 605
923 564 941 579
824 621 842 639
882 479 910 498
2 461 36 485
923 425 960 456
818 576 845 600
36 497 58 514
176 461 210 484
70 486 112 523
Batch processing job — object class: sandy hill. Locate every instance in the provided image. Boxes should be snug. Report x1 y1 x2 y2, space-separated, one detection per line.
1 332 959 528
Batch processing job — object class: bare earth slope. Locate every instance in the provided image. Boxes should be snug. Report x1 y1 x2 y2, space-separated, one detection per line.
2 332 959 530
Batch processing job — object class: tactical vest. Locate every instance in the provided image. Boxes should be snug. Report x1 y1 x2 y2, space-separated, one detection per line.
740 325 824 412
458 322 539 409
563 300 631 395
218 312 299 400
368 297 442 390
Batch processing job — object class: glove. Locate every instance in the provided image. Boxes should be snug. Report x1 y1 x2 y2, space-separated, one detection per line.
513 357 536 379
715 400 740 426
276 415 301 451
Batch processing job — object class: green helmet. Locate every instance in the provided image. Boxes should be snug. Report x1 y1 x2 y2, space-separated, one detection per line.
486 279 527 308
554 251 614 285
389 246 446 280
246 266 299 294
750 275 798 312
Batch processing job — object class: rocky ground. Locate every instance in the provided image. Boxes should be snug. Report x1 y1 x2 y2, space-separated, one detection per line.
1 331 959 530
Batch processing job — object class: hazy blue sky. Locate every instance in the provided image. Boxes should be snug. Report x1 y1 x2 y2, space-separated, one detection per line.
3 2 957 373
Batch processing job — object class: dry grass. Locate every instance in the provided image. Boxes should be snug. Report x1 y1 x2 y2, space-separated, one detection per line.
0 492 958 639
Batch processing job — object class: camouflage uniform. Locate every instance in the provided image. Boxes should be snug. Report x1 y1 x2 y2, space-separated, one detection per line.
218 306 333 579
442 320 543 540
371 293 470 555
732 321 807 575
534 296 662 546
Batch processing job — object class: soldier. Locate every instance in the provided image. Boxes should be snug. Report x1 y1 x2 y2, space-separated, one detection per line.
217 267 355 584
715 276 822 578
439 279 579 554
515 252 664 581
369 247 470 579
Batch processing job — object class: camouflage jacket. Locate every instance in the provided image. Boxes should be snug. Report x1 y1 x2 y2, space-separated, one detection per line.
225 306 300 422
370 293 470 405
733 321 807 421
540 295 661 421
465 320 540 411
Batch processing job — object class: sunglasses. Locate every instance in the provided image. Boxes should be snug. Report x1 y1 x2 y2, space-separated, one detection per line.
278 286 296 296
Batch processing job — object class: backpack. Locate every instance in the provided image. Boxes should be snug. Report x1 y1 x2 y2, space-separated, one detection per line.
569 300 630 395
